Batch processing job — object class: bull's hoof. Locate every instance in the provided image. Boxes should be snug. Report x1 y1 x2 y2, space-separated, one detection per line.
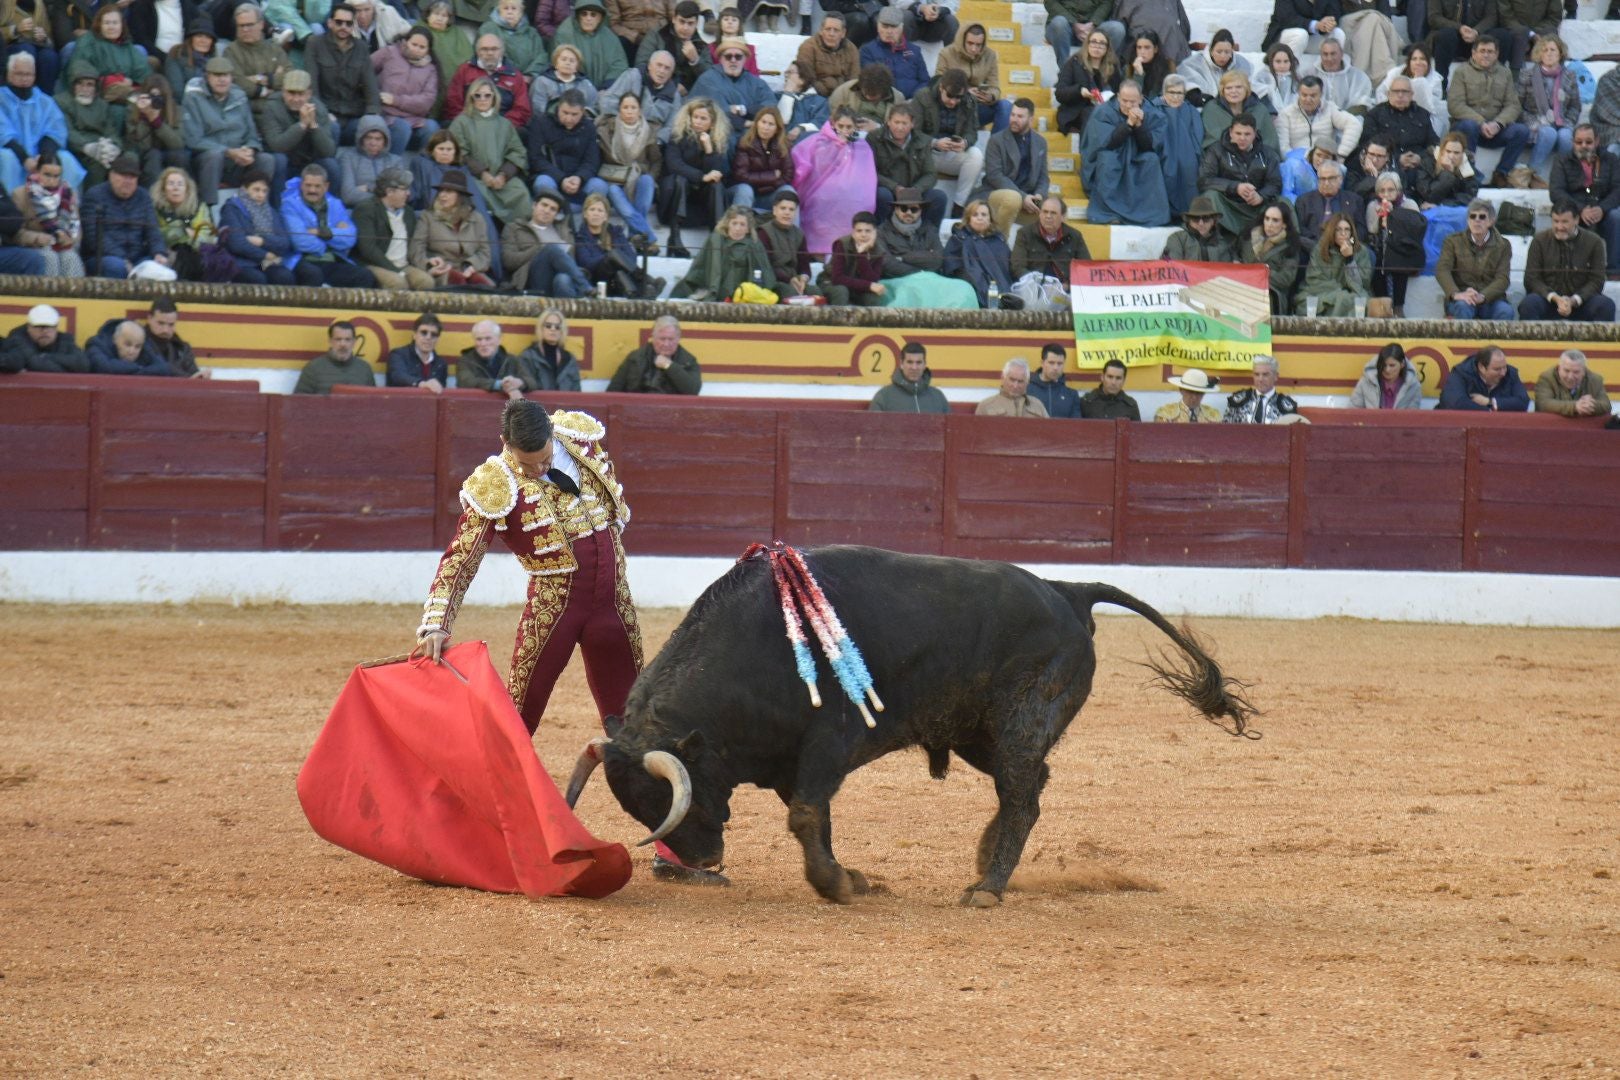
958 888 1002 908
651 855 731 887
846 869 871 895
809 867 855 904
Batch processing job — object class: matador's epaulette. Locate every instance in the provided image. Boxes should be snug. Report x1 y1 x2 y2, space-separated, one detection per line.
460 456 518 519
551 410 606 445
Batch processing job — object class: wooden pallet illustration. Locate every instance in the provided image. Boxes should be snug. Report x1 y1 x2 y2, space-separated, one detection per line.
1177 277 1271 338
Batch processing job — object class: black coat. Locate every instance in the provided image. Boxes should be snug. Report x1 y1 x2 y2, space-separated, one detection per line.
1264 0 1343 49
1549 151 1620 214
0 325 89 373
1367 203 1428 274
385 344 448 388
527 113 603 185
1198 135 1282 200
1358 102 1438 182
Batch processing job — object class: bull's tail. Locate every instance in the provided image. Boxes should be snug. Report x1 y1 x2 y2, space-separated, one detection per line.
1058 581 1261 740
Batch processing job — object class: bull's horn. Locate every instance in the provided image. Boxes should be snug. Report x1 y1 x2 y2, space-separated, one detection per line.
635 750 692 847
564 736 610 808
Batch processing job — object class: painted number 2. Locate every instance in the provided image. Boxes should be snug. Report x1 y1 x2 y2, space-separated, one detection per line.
870 348 885 373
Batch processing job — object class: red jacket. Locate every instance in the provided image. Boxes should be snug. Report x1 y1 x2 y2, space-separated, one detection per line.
827 238 885 294
444 61 532 128
731 140 795 189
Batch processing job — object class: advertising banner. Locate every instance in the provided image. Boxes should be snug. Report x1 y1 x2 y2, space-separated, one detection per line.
1070 260 1272 370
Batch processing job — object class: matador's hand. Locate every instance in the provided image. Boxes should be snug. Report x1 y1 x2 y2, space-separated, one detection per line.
410 630 449 662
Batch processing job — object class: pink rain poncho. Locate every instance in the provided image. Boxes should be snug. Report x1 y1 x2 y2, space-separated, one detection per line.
791 121 877 260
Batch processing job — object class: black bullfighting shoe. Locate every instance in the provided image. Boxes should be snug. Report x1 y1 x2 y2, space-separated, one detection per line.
651 855 731 886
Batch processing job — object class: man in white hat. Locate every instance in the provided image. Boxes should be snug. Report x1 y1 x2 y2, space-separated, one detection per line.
1155 368 1224 422
0 304 89 373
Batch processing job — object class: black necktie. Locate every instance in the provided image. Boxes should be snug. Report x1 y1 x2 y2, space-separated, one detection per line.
546 468 580 497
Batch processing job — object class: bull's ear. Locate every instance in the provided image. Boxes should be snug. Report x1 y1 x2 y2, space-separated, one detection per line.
675 730 705 756
604 715 625 739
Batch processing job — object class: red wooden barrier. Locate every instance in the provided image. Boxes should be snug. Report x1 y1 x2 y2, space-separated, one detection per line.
0 387 90 548
1466 428 1620 576
2 371 259 392
778 411 947 553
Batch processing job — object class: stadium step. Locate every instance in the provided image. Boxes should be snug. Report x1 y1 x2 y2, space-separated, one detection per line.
1049 150 1078 175
1042 130 1077 156
1049 173 1084 199
1003 63 1042 91
988 39 1031 65
958 0 1015 23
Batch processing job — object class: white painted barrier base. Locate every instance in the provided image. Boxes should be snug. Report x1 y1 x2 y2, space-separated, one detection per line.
1 552 1616 628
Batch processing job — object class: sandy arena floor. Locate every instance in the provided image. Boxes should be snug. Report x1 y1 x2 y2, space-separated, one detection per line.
2 603 1617 1077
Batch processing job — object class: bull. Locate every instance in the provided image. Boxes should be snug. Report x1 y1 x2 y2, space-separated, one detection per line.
566 545 1257 907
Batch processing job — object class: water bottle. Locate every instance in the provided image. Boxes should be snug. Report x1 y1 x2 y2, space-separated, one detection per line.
987 280 1001 307
752 268 763 285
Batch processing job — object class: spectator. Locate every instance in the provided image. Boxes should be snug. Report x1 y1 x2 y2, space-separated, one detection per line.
1280 136 1339 204
1447 36 1527 188
1026 344 1082 418
1345 135 1391 199
1436 198 1514 320
423 0 474 91
1198 111 1281 238
80 154 170 277
84 298 202 377
352 166 434 288
689 36 774 130
574 189 663 295
449 74 533 226
336 113 405 205
1044 0 1125 69
820 0 880 47
1302 211 1371 315
1155 75 1201 217
264 0 331 44
607 313 701 394
730 106 793 212
0 303 88 373
164 18 219 95
1223 354 1298 423
1296 159 1362 252
94 320 160 375
1498 0 1559 73
1080 79 1170 226
599 49 685 133
706 9 760 75
870 100 943 226
637 2 710 92
937 22 1007 130
1116 0 1192 66
776 62 829 142
533 0 573 39
903 0 959 47
530 44 600 120
502 189 593 295
1414 130 1478 207
511 310 583 391
1348 341 1423 408
607 0 674 63
672 204 772 299
1080 359 1142 419
123 78 186 187
293 320 377 394
822 208 889 305
1241 201 1301 313
527 89 602 211
410 168 495 286
1258 42 1303 112
259 69 340 183
0 52 83 194
1055 28 1121 136
0 0 56 96
658 96 735 255
981 97 1046 238
1181 30 1256 104
1360 75 1437 189
446 33 532 128
1280 76 1361 158
1534 348 1612 417
860 7 929 100
1123 29 1174 99
595 90 661 251
219 167 298 284
1436 344 1528 410
151 166 219 278
1374 46 1445 134
1363 171 1426 317
373 27 442 155
1161 194 1236 260
974 357 1048 417
944 199 1020 308
1263 0 1344 63
1517 34 1577 187
73 8 149 90
1425 0 1510 82
1012 194 1089 281
480 0 549 78
1594 65 1620 160
456 317 525 397
57 64 123 190
1154 367 1223 422
869 340 949 412
182 56 277 205
758 190 825 299
1308 38 1372 115
350 0 413 56
793 108 876 258
828 63 901 134
795 11 858 97
10 151 84 276
306 4 384 144
1551 125 1620 277
281 162 377 287
225 4 290 124
1520 201 1615 322
873 187 978 308
1203 70 1278 153
1339 0 1401 81
913 68 981 211
385 312 448 391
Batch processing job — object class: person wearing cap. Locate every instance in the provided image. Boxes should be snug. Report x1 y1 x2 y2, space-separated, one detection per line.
1155 368 1224 422
336 114 404 205
1197 110 1281 238
79 153 170 277
305 3 385 145
445 32 532 127
858 8 929 98
689 36 774 130
871 101 946 227
409 167 496 286
162 17 220 97
794 11 858 97
183 55 282 205
1079 79 1171 227
352 166 436 288
551 0 629 88
0 304 89 374
938 22 1008 131
1160 194 1236 261
372 26 443 155
979 97 1047 237
0 52 86 195
280 161 376 287
633 2 710 92
258 68 340 182
219 166 299 284
223 3 291 123
975 358 1049 418
56 63 124 189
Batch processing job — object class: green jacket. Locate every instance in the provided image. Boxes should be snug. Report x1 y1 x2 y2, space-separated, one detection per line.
293 352 377 394
1498 0 1561 33
74 35 149 83
607 342 702 394
552 15 628 88
55 88 121 155
670 231 776 300
478 15 550 77
1435 226 1510 302
911 83 976 143
868 126 937 193
1447 59 1520 126
1523 226 1607 305
869 366 950 413
351 195 416 271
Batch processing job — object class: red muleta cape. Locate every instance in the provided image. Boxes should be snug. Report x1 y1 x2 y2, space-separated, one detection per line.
296 641 631 899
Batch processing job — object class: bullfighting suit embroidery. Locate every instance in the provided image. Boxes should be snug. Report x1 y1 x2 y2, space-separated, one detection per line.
1221 389 1299 424
417 410 643 733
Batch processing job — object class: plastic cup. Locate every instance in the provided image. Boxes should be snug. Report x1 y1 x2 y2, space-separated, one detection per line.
1305 296 1320 318
1353 297 1367 319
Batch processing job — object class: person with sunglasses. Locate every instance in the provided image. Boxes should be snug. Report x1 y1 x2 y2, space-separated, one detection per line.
512 311 582 392
385 312 450 391
689 35 775 136
305 3 385 146
1435 198 1514 320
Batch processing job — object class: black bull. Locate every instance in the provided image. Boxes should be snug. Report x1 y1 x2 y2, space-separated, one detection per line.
566 546 1258 907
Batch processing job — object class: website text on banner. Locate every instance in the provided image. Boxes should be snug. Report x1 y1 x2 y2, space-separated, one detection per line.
1070 261 1272 371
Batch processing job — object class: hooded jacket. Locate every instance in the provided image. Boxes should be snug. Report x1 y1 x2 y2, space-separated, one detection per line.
1026 372 1083 418
868 365 950 413
936 23 1001 100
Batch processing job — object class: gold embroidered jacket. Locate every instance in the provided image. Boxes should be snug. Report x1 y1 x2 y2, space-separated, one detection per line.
417 410 630 638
